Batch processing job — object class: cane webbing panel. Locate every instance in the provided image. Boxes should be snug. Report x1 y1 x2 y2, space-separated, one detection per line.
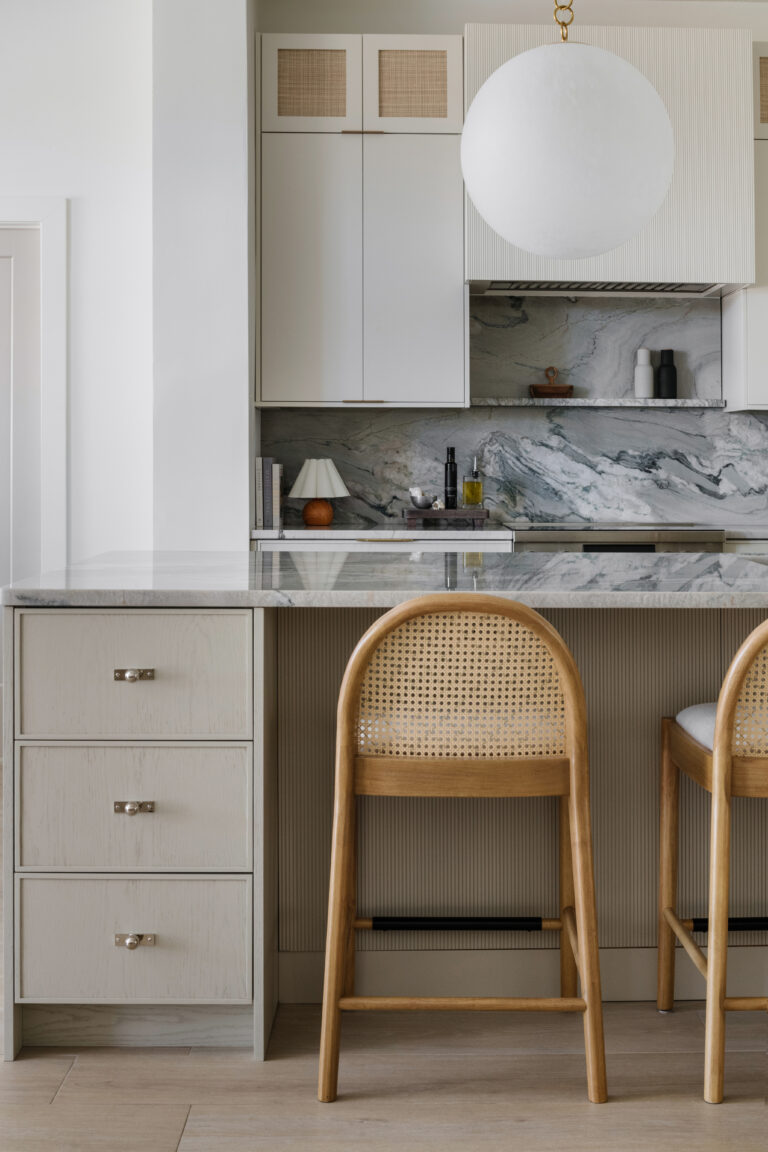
356 612 567 759
761 57 768 123
277 49 346 118
378 50 448 119
733 643 768 755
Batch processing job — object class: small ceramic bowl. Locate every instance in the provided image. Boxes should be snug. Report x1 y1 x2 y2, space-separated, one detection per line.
409 491 433 509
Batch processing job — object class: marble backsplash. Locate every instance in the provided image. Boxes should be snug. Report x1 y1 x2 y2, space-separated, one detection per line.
263 406 768 527
261 295 768 527
470 295 721 400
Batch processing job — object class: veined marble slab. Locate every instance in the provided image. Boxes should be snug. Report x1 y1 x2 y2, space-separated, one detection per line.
469 295 721 401
263 406 768 528
4 550 768 609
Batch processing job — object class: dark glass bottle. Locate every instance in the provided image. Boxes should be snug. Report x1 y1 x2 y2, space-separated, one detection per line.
444 447 457 509
657 350 677 400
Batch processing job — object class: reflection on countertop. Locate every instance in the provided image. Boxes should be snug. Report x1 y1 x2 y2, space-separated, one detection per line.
4 549 768 610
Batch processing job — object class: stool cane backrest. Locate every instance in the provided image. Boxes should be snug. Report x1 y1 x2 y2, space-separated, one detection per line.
340 595 586 768
716 620 768 760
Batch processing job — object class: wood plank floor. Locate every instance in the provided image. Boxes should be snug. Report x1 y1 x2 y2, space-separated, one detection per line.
0 1003 763 1150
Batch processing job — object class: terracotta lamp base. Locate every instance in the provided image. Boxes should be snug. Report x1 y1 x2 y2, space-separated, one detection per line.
302 498 334 528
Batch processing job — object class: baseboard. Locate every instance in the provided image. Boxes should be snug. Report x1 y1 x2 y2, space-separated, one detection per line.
22 1004 254 1048
279 946 768 1003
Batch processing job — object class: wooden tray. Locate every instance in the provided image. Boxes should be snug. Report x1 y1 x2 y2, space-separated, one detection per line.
403 507 489 529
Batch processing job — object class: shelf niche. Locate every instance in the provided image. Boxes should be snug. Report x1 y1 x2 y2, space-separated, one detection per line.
469 294 723 408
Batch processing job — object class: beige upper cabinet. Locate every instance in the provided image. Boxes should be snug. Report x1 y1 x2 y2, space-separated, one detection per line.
362 35 463 133
258 33 467 408
261 34 362 131
722 45 768 410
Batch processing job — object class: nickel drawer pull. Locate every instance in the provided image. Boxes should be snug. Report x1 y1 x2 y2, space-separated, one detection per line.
115 933 156 950
114 801 155 816
114 668 155 683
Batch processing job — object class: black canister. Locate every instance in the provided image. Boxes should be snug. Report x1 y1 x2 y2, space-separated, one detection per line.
656 350 677 400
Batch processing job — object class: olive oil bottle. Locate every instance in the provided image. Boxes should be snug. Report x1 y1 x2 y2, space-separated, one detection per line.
462 456 483 507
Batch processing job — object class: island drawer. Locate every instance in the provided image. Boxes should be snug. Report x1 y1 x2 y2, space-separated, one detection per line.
16 743 253 872
16 875 253 1003
15 609 253 739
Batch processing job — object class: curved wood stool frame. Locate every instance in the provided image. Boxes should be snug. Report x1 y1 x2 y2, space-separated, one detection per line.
318 594 607 1104
658 618 768 1104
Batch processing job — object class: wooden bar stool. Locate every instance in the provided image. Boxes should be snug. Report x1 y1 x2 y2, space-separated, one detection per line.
658 617 768 1104
318 594 607 1104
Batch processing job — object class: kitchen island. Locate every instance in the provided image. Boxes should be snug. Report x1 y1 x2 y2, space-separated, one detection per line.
3 550 768 1059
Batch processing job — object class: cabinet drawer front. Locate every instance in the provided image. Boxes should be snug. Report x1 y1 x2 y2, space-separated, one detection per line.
17 875 252 1003
17 743 252 871
16 610 253 738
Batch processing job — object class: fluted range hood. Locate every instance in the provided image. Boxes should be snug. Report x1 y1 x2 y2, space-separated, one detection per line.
468 280 723 298
464 26 754 300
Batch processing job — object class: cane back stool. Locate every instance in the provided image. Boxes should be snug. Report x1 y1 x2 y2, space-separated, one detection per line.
318 594 607 1103
658 617 768 1104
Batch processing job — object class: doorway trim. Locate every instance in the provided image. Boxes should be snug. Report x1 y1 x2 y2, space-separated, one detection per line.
0 198 67 571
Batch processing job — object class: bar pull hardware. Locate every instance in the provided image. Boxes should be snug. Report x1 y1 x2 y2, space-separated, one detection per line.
341 129 385 134
342 399 385 404
114 933 156 949
114 801 155 816
114 668 155 683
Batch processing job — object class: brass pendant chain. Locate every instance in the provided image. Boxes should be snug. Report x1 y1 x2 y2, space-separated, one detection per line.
554 1 575 42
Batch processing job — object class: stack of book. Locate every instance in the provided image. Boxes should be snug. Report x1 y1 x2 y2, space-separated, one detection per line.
254 457 283 530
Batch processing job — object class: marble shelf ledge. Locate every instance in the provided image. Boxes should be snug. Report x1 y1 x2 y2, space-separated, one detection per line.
470 397 726 408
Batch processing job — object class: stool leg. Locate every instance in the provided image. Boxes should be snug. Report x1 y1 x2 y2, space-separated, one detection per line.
704 763 731 1105
559 796 578 998
569 768 607 1104
343 808 357 997
657 718 679 1012
318 782 356 1103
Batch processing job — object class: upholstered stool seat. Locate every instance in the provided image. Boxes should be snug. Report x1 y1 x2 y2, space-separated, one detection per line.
675 703 717 749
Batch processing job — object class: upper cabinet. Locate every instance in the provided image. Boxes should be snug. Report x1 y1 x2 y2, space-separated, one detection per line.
362 35 463 133
722 43 768 411
465 24 755 289
259 34 467 408
261 35 362 132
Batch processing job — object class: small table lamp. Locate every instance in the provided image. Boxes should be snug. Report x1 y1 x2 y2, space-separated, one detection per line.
289 458 350 527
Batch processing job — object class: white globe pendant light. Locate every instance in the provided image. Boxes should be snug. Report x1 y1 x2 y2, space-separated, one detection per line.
461 5 674 260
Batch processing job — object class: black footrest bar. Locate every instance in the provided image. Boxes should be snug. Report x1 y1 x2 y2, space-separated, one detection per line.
370 916 545 932
690 916 768 933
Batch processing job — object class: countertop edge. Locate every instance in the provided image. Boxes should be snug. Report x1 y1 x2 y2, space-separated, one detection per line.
5 589 768 610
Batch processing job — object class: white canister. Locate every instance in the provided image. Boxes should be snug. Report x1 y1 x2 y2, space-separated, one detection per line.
634 347 654 399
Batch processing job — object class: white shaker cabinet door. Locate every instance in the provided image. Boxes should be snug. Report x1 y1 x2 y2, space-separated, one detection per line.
363 135 466 405
261 34 362 132
260 134 363 404
362 35 463 133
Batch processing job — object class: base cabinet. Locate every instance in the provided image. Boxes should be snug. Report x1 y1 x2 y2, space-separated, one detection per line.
3 607 277 1059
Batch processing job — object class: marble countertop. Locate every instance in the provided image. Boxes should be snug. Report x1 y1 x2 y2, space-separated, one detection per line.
4 549 768 609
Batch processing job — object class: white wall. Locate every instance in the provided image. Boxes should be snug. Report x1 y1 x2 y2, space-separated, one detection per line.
153 0 254 551
258 0 768 35
0 0 153 563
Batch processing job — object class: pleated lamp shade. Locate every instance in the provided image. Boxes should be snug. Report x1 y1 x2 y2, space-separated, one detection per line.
289 458 349 527
288 459 350 499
